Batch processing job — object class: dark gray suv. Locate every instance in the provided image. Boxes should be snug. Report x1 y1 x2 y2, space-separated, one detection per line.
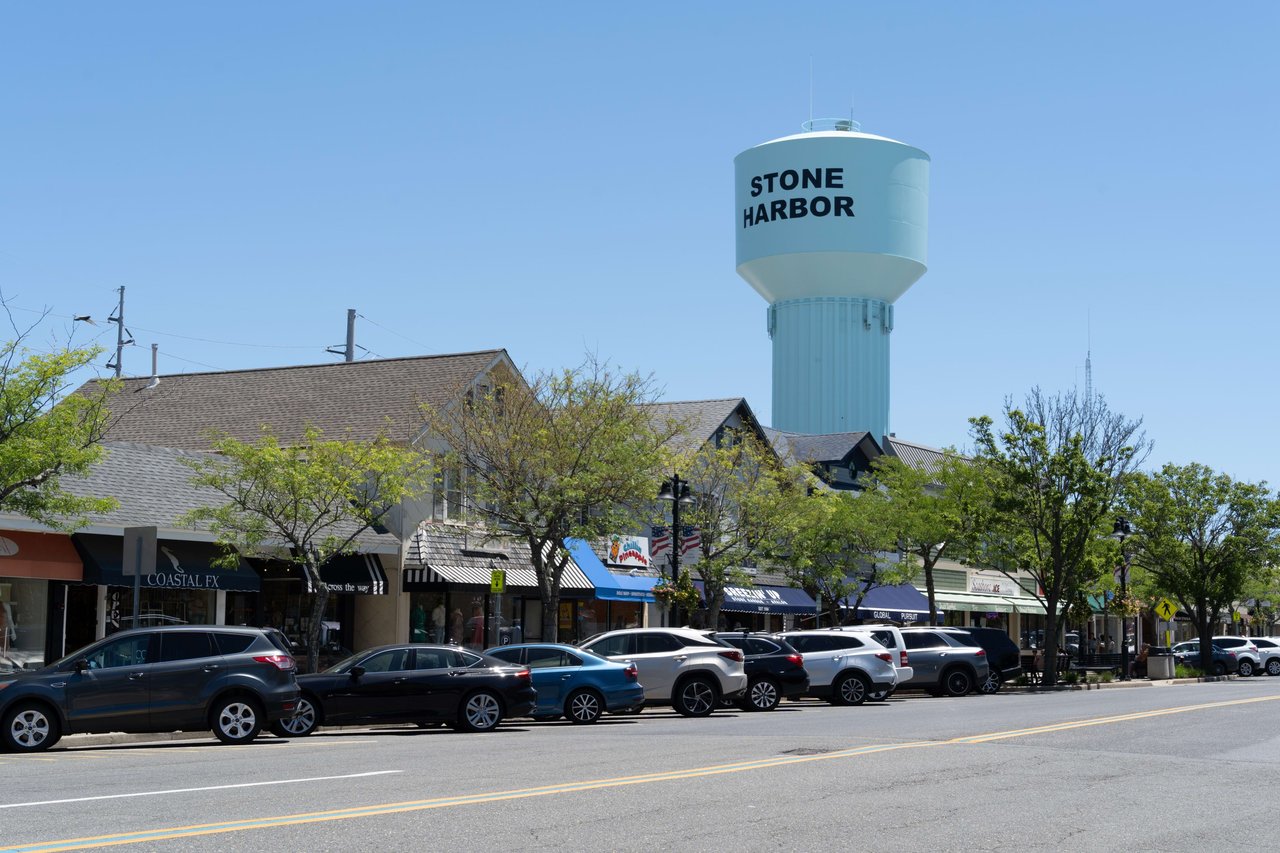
0 626 300 753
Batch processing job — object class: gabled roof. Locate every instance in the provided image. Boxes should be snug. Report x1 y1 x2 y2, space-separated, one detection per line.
884 435 950 474
640 398 767 456
82 350 511 450
0 442 398 552
765 429 882 466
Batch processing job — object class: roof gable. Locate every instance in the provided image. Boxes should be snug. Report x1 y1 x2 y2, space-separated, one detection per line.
642 398 767 456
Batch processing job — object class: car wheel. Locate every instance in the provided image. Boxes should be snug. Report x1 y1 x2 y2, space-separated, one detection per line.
210 696 264 744
565 689 604 724
943 667 974 697
834 672 870 706
457 690 503 732
673 677 717 717
1237 660 1256 678
1212 661 1227 676
270 696 319 738
741 678 780 712
979 668 1002 695
2 702 61 753
1267 659 1280 677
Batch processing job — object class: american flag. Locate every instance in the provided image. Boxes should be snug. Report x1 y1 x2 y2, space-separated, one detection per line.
650 525 672 559
680 526 701 555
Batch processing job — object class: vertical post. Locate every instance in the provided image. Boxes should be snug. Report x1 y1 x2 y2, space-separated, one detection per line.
1120 556 1130 681
132 546 142 624
670 479 682 627
345 309 356 362
114 286 126 378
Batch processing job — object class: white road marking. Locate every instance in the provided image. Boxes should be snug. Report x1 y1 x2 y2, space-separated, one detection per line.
0 770 401 809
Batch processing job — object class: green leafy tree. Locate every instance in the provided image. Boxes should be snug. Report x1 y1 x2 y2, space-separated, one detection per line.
869 451 988 625
181 426 431 671
1124 462 1280 671
1 340 118 525
419 358 679 642
969 389 1148 685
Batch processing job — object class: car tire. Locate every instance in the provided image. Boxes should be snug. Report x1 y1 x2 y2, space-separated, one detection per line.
457 690 503 732
565 689 604 724
943 667 974 697
1237 659 1256 678
673 677 717 717
1212 661 1227 676
2 701 61 753
270 696 319 738
1267 659 1280 677
210 696 264 744
833 672 870 706
740 677 780 712
979 668 1002 695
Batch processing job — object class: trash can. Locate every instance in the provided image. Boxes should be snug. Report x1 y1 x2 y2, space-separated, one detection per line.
1147 652 1175 680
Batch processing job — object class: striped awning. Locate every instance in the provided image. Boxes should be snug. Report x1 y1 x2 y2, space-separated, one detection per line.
403 562 593 591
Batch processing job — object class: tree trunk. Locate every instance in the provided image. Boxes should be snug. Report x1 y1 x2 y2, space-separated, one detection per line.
542 591 560 643
1197 614 1214 673
923 559 939 626
1042 592 1060 686
304 561 329 675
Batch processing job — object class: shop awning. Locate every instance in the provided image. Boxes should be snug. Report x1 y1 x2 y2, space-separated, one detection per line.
307 554 388 595
404 555 594 593
564 539 655 601
73 534 259 592
933 591 1015 614
1007 596 1047 615
0 531 82 581
844 583 936 623
695 580 817 615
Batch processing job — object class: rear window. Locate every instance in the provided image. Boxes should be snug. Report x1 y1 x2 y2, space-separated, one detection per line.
946 632 981 648
213 632 256 655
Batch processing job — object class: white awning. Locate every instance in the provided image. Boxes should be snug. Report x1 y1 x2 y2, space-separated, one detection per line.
933 592 1015 614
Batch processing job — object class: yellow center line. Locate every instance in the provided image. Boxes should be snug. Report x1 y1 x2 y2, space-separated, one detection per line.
6 694 1277 852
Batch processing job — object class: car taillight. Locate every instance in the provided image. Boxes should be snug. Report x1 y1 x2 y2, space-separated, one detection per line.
975 649 986 657
254 654 296 671
718 650 744 663
787 654 803 668
514 668 531 681
1228 651 1237 658
875 652 892 664
623 663 638 681
899 650 909 667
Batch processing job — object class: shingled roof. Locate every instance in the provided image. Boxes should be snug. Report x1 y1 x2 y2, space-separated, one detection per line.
764 430 879 465
82 350 511 450
640 398 766 455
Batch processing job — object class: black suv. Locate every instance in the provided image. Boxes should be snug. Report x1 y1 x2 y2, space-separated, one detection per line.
954 627 1022 694
0 625 300 753
713 632 810 711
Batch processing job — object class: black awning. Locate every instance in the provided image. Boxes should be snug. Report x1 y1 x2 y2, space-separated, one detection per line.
72 534 260 592
311 554 388 595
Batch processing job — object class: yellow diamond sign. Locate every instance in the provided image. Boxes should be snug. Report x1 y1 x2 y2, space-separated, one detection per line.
1154 598 1176 621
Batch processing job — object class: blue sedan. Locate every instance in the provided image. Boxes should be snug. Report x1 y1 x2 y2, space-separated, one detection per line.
483 643 645 723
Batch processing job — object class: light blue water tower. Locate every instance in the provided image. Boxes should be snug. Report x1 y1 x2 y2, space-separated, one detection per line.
735 119 929 437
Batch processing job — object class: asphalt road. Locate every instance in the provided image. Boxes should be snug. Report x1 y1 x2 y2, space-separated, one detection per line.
4 678 1279 852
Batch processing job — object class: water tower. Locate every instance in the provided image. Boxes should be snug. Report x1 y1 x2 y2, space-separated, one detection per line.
735 119 929 438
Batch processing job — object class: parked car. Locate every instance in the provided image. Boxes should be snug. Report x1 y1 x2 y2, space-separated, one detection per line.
1249 637 1280 676
578 628 748 717
953 627 1022 694
1212 636 1262 677
897 627 989 696
483 643 644 723
711 632 809 711
1171 641 1238 675
0 625 299 753
271 644 535 736
836 625 913 700
775 631 897 706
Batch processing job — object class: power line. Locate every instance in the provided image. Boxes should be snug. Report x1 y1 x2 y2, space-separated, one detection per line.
356 312 433 352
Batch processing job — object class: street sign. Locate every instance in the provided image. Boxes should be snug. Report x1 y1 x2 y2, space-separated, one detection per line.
122 527 157 577
490 569 506 594
1154 598 1177 621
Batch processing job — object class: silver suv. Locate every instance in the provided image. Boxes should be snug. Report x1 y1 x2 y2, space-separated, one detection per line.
1213 636 1262 677
838 625 914 699
775 631 898 706
898 627 990 696
579 628 748 717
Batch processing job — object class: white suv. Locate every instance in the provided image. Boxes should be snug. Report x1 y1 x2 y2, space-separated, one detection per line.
1250 637 1280 677
837 625 914 699
1213 636 1263 677
579 628 748 717
775 631 898 706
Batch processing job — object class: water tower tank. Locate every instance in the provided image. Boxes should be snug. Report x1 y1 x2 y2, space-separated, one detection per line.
735 119 929 438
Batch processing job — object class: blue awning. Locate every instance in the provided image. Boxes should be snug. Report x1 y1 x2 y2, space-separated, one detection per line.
565 538 658 602
694 580 817 615
844 583 935 623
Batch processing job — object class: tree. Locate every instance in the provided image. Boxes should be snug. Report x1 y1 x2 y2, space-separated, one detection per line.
869 451 988 625
782 486 905 627
673 430 806 630
0 338 118 526
181 426 431 672
969 389 1149 685
1124 462 1280 672
419 358 679 642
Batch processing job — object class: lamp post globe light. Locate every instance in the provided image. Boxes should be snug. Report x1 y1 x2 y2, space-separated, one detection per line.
657 475 694 627
1112 516 1134 681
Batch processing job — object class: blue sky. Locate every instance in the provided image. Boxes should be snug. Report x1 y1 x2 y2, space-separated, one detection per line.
4 3 1277 485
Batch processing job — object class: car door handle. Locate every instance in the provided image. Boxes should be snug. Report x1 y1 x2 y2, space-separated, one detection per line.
673 655 688 662
448 670 467 676
561 675 571 680
128 672 146 680
203 664 220 672
393 678 407 684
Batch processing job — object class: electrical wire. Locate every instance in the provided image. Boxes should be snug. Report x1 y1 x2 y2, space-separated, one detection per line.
356 312 433 352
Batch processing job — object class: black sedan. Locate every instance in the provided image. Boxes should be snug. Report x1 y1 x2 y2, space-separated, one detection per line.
270 644 536 736
712 632 809 711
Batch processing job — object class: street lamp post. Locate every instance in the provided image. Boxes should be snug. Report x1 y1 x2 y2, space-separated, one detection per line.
658 475 694 627
1112 516 1134 681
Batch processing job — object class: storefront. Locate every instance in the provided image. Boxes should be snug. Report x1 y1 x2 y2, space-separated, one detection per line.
564 538 654 634
688 578 817 632
844 582 934 625
0 530 84 671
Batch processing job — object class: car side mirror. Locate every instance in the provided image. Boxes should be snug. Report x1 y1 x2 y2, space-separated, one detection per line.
350 665 365 679
72 658 89 673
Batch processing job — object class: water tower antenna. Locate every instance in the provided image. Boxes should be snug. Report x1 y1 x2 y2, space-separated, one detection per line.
1085 310 1093 401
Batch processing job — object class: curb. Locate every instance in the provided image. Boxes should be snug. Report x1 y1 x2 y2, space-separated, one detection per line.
1006 674 1235 693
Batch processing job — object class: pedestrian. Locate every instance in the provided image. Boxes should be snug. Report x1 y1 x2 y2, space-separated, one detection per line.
1130 643 1150 678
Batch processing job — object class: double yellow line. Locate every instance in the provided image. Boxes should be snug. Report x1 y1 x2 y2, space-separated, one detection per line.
6 694 1277 852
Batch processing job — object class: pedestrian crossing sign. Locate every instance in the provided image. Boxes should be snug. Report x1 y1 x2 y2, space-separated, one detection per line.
1154 598 1176 621
490 569 506 594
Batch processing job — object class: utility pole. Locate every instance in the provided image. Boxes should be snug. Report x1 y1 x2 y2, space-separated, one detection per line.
327 309 357 362
106 286 132 377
